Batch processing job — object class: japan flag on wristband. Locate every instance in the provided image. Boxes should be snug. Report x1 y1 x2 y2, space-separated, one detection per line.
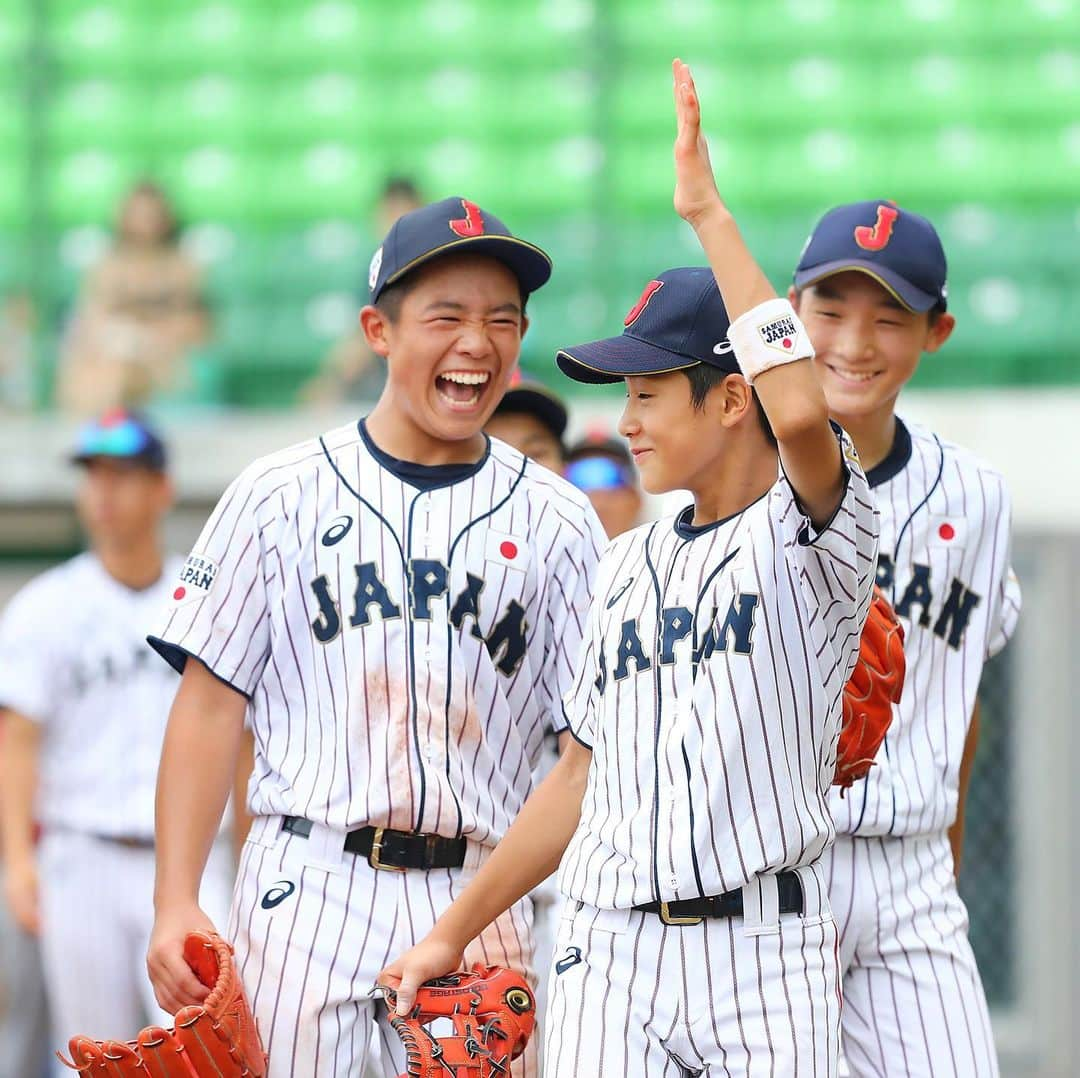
486 531 528 572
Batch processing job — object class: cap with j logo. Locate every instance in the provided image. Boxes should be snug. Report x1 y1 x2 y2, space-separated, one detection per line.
367 196 553 302
794 200 948 313
556 267 735 385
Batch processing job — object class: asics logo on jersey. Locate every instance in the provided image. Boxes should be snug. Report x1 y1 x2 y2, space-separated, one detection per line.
260 881 296 909
877 554 982 649
606 577 634 608
309 562 529 675
321 515 354 547
555 946 583 974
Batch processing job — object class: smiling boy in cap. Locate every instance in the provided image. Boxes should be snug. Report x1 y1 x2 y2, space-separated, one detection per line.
145 198 604 1077
791 202 1021 1077
381 62 879 1075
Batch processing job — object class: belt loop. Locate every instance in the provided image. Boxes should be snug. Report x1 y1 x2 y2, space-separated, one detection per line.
742 874 781 938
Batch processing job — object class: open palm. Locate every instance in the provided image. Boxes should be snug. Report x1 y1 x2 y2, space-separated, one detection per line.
672 59 722 226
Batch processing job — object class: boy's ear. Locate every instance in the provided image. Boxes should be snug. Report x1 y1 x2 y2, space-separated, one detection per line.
787 284 800 310
360 305 391 358
923 311 956 354
714 373 755 429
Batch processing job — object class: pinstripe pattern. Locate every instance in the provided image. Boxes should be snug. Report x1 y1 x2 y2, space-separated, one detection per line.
822 419 1016 1076
831 419 1021 839
230 816 537 1078
546 868 841 1076
151 421 602 1075
150 422 604 841
560 433 879 910
825 833 998 1078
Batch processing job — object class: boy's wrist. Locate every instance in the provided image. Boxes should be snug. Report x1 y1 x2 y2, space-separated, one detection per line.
688 199 733 234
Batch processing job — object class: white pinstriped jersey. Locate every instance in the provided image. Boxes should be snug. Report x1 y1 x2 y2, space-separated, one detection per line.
149 420 605 846
559 427 879 909
0 553 183 837
831 418 1021 838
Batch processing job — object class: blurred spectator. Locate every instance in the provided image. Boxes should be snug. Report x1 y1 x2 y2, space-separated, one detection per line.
56 181 212 416
300 177 424 406
0 289 35 412
565 432 644 538
484 374 568 473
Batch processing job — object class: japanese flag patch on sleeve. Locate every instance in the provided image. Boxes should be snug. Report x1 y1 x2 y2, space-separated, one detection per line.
172 553 219 606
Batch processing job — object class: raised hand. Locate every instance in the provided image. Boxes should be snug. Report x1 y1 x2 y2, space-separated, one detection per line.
672 58 723 227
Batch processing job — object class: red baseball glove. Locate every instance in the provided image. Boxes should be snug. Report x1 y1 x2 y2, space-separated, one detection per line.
60 932 266 1077
380 965 536 1078
834 587 906 792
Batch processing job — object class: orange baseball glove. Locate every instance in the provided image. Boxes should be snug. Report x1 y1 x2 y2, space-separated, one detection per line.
834 587 906 792
60 932 266 1077
380 965 536 1078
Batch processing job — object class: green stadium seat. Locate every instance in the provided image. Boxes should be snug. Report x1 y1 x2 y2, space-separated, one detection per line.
262 73 378 145
0 1 29 67
45 148 137 226
375 0 593 68
263 223 368 299
48 2 148 78
45 79 143 150
151 76 261 149
263 144 381 223
149 5 263 73
267 2 378 71
181 223 269 299
161 146 266 223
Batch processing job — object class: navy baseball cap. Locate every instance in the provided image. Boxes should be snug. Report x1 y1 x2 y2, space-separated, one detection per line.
557 267 735 385
794 200 948 313
368 196 552 302
70 409 168 471
493 376 568 441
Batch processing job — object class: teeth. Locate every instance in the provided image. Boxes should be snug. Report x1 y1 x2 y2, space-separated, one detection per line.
440 371 490 386
830 366 878 383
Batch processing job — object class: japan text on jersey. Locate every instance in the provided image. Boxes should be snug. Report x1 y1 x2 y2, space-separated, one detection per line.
559 429 880 911
149 422 604 846
831 419 1021 839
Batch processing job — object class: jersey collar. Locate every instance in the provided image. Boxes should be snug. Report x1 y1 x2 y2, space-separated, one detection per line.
864 418 912 489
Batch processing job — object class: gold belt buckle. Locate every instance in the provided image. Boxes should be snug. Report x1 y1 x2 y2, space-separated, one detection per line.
369 827 407 872
658 901 704 926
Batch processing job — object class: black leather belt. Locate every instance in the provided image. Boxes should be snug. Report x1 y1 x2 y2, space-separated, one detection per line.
281 816 466 872
94 834 154 849
634 871 804 926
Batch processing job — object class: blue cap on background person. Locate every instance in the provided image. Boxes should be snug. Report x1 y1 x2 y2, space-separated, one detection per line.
793 200 948 313
556 267 736 385
565 434 636 493
368 196 553 302
70 409 168 472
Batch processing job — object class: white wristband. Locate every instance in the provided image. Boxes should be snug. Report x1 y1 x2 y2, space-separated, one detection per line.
727 298 815 383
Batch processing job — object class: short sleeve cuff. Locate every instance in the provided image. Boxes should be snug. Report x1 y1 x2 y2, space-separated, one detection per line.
146 637 253 701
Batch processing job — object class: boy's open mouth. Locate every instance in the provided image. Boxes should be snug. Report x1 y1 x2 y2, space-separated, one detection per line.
435 370 491 409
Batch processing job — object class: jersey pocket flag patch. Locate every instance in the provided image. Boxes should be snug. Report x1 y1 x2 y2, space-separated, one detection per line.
486 531 528 572
172 553 219 606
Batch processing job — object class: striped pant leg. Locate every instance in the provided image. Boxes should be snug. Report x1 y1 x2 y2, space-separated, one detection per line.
837 834 999 1078
229 819 392 1078
544 904 686 1078
684 868 842 1077
37 833 149 1046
